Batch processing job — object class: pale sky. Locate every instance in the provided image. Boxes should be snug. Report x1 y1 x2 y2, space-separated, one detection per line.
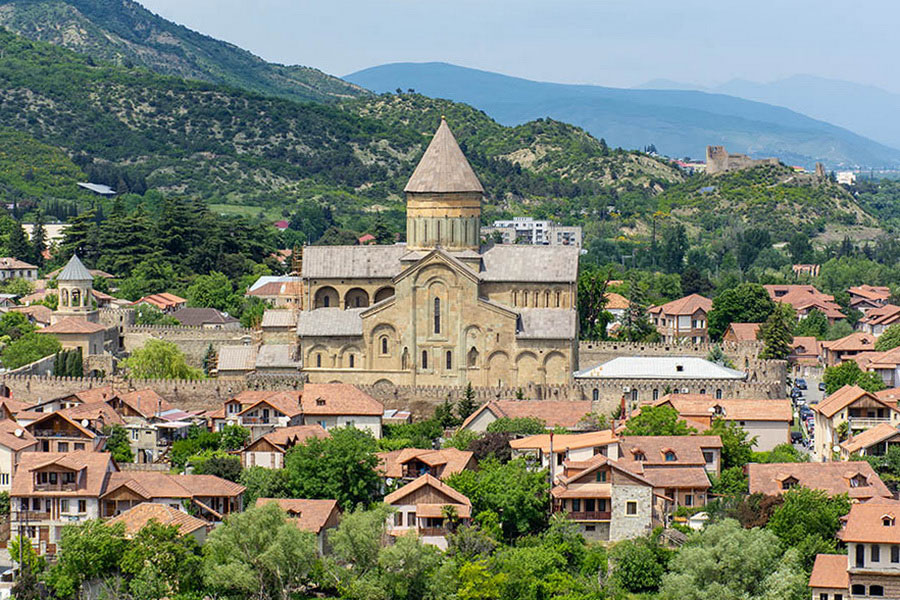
136 0 900 93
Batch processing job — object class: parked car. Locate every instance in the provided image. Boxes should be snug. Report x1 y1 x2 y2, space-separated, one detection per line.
791 388 805 399
795 378 808 390
790 431 803 443
818 382 826 392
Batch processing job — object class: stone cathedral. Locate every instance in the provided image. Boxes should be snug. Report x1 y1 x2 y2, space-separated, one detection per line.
297 119 578 387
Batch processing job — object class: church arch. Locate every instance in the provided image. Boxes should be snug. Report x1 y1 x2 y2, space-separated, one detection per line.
467 346 480 368
344 288 369 309
339 345 361 368
543 351 568 385
374 287 395 303
61 288 69 307
314 286 339 309
72 289 81 307
515 351 540 385
401 347 409 370
307 344 328 368
487 351 510 387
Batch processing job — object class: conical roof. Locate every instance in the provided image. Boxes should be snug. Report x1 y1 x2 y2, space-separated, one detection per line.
57 254 93 281
404 119 484 194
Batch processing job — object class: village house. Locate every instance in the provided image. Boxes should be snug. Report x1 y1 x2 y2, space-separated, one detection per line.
721 322 760 344
0 419 38 493
649 394 793 451
260 310 300 343
247 277 304 309
100 470 245 521
171 307 241 330
131 293 187 313
855 346 900 388
0 257 38 281
550 454 662 542
24 408 113 453
458 400 594 433
648 293 712 344
848 285 892 314
858 304 900 336
748 461 891 500
617 435 722 511
241 424 328 469
822 333 878 366
812 385 900 461
377 447 476 482
790 336 822 371
808 553 849 600
510 430 619 471
106 502 211 544
384 474 472 550
763 284 845 324
838 422 900 460
7 305 53 328
256 498 341 555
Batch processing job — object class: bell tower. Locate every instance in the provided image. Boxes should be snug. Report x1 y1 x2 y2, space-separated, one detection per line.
405 118 483 252
52 254 99 324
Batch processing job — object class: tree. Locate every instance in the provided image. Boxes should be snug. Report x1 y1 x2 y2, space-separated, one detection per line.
659 519 806 600
47 520 128 599
64 347 83 377
577 267 611 340
203 503 318 600
239 466 291 506
1 332 61 369
709 466 748 496
219 424 250 450
681 266 713 297
434 397 461 429
327 504 393 580
103 424 134 463
446 458 549 540
485 417 546 436
186 271 235 312
757 302 795 360
58 209 101 266
767 488 850 548
284 426 380 510
117 259 179 301
659 223 688 273
134 305 179 326
0 311 35 340
794 309 828 339
467 432 514 463
787 232 814 264
7 222 30 260
30 209 47 267
120 339 203 380
191 453 242 482
620 278 657 342
823 361 886 395
876 323 900 351
707 283 776 340
707 418 755 468
11 561 42 600
609 534 670 594
120 521 202 600
457 382 479 420
622 405 696 436
735 228 772 272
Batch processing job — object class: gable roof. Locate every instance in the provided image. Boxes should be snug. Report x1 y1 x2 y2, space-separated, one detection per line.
12 451 114 497
237 391 303 418
605 292 629 310
247 279 303 298
131 293 186 310
849 285 892 302
171 307 238 327
808 554 849 589
822 332 877 352
297 308 364 337
404 119 484 194
479 244 579 283
747 461 891 498
249 424 329 451
384 473 472 506
300 384 383 416
116 389 174 419
261 310 299 328
813 385 897 418
556 454 654 488
377 448 474 480
301 245 407 279
839 423 900 455
838 497 900 544
618 435 723 467
255 498 340 533
460 400 593 430
106 502 209 537
510 430 618 454
0 418 38 451
517 309 577 340
26 410 98 438
39 317 106 334
724 322 760 342
652 394 793 422
57 255 93 281
216 345 258 372
649 293 712 316
103 471 245 500
60 401 126 426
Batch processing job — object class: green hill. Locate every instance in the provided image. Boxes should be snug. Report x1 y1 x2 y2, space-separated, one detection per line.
0 0 367 103
0 127 93 202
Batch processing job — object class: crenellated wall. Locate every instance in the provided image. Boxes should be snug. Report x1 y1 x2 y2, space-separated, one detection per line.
122 325 259 367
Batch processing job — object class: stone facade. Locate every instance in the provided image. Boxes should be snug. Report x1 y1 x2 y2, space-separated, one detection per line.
705 145 779 175
609 482 653 542
123 326 258 367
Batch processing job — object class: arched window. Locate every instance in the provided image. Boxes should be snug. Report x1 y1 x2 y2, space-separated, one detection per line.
852 585 866 595
664 451 676 462
402 348 409 370
715 389 723 399
592 389 599 401
316 354 322 368
433 298 441 334
422 350 428 370
467 347 479 368
446 350 452 370
870 585 884 597
556 291 561 307
381 337 388 355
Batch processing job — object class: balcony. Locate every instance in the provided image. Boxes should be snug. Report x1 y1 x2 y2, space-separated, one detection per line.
18 511 51 521
566 511 611 521
32 430 85 439
849 417 891 429
239 417 272 425
418 527 449 537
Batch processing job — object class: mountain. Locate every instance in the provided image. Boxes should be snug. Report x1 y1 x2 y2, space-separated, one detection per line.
0 0 368 103
345 62 900 169
0 28 681 230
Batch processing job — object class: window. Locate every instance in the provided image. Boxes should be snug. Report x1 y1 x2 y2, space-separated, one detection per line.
892 545 899 563
685 494 693 507
664 451 676 462
78 500 86 513
422 350 428 370
130 429 139 441
596 470 607 482
703 451 715 464
0 473 8 486
556 453 565 466
57 442 68 452
653 389 659 401
585 499 595 512
835 595 842 600
381 337 388 355
316 354 322 368
433 298 441 334
571 499 581 512
394 512 402 526
60 499 69 513
819 594 828 600
446 350 453 370
715 389 723 399
870 585 884 597
884 516 895 527
585 525 595 532
872 544 881 562
407 512 416 527
634 451 646 462
348 354 354 368
626 501 638 515
592 389 599 401
63 472 75 484
74 443 85 451
851 585 866 596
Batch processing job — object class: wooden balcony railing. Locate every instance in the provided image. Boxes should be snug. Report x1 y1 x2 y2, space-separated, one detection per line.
566 511 611 521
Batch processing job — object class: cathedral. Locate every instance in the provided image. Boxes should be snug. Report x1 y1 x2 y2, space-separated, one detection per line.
296 119 579 387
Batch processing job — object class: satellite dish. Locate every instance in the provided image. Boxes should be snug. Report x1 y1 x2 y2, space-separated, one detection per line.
13 428 22 438
81 419 90 428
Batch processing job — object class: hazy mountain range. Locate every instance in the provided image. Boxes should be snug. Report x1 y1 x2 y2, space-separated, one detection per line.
347 62 900 169
637 75 900 151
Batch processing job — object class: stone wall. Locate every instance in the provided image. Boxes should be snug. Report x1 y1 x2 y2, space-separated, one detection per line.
123 325 259 367
577 340 763 370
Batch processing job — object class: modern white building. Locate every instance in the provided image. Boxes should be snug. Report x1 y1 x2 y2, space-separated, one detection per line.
483 217 582 247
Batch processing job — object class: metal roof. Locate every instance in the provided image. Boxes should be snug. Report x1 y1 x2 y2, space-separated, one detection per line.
57 254 93 281
575 356 747 380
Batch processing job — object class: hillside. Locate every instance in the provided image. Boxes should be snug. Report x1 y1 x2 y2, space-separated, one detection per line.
0 0 367 103
0 128 94 203
345 62 900 169
0 28 682 231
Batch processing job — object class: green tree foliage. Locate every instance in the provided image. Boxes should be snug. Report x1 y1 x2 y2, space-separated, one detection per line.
118 260 180 301
622 405 696 436
485 417 546 436
186 271 236 312
766 488 850 549
0 311 35 340
659 519 807 600
707 417 756 469
120 339 203 380
446 458 549 540
134 304 179 326
8 534 45 573
47 520 128 599
876 323 900 351
620 277 658 342
1 331 60 369
169 425 221 470
190 452 243 482
608 533 671 594
203 503 318 600
794 309 829 339
120 520 203 600
757 302 796 360
239 466 291 506
284 426 380 510
457 382 480 420
823 361 886 395
219 424 250 451
380 418 444 451
7 221 30 260
103 424 134 463
709 466 749 496
577 267 611 340
787 232 815 264
752 443 809 464
708 283 776 340
659 223 688 273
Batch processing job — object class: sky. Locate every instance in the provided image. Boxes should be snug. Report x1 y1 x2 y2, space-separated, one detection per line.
136 0 900 93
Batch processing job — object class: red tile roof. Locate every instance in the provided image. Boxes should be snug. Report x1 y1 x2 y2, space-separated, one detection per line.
814 385 897 419
377 448 475 480
839 422 900 455
724 323 760 342
649 293 712 316
300 384 383 416
107 502 209 537
12 451 114 497
255 498 339 533
0 418 38 451
39 317 106 334
748 461 891 498
838 497 900 544
808 554 848 589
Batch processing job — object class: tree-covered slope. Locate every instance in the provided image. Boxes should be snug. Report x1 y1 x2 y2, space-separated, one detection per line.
0 0 367 103
0 128 94 202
